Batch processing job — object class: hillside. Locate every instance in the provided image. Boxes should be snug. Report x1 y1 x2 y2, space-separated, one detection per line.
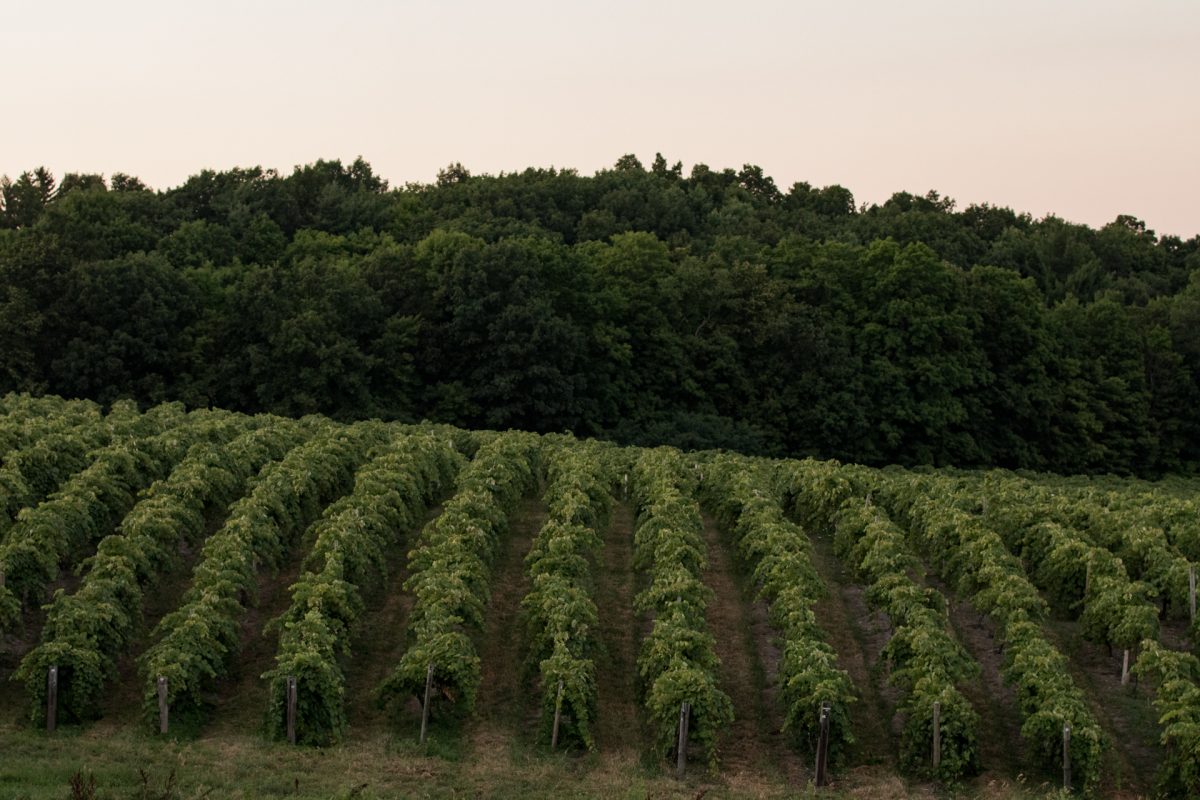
1 395 1197 799
2 158 1200 476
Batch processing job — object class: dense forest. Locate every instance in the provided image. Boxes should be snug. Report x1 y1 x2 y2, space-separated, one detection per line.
1 155 1198 476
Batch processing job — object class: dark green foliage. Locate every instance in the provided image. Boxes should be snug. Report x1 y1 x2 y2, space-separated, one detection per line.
16 419 306 725
375 432 539 722
263 431 464 745
631 448 734 772
137 421 386 729
1 157 1198 474
0 403 230 629
702 455 857 767
521 437 622 750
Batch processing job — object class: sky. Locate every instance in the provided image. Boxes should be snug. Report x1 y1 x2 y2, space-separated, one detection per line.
3 0 1198 237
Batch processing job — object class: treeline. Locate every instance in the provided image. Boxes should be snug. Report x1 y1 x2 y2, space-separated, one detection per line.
1 155 1198 475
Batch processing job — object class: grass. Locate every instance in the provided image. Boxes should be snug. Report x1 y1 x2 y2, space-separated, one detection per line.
0 722 1083 800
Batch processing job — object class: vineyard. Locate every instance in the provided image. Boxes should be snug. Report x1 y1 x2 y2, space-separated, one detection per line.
2 394 1200 799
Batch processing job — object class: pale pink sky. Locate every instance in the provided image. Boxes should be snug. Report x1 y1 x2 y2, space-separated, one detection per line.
4 1 1198 237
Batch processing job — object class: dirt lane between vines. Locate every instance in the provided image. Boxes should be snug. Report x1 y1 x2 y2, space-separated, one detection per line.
593 501 640 754
88 509 224 734
343 503 443 739
1041 616 1160 797
928 572 1026 779
701 513 806 788
201 538 310 738
465 496 545 759
807 532 898 770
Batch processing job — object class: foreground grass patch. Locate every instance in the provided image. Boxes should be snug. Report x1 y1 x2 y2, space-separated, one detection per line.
0 723 1080 800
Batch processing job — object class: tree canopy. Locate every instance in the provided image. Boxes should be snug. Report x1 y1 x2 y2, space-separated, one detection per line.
2 154 1198 475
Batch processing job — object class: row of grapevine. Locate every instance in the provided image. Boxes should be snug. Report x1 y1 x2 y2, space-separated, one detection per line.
969 485 1161 653
829 499 981 779
0 395 100 465
521 437 622 750
14 419 309 725
138 421 389 729
0 393 94 421
376 431 540 721
969 476 1200 795
631 448 732 770
883 473 1108 795
1089 500 1197 630
1119 492 1200 563
781 458 982 778
263 431 464 745
1100 514 1195 633
0 393 103 416
1133 640 1200 798
977 475 1193 626
0 399 158 538
1051 481 1200 563
702 455 856 766
0 406 238 629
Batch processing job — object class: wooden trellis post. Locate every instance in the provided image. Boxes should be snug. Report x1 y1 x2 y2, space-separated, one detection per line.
420 663 434 744
931 700 941 770
286 676 297 744
46 666 58 733
1063 724 1072 792
551 680 564 750
157 676 169 734
1190 565 1197 623
815 702 831 787
675 701 690 779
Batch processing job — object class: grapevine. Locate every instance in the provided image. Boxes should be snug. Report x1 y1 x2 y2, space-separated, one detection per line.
263 431 463 744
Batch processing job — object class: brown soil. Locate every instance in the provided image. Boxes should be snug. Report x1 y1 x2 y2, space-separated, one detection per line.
808 532 899 769
1040 615 1162 797
87 521 214 733
928 572 1026 778
342 503 443 739
700 513 807 787
1160 617 1191 652
465 496 546 755
926 562 1160 797
592 502 641 753
200 537 311 738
